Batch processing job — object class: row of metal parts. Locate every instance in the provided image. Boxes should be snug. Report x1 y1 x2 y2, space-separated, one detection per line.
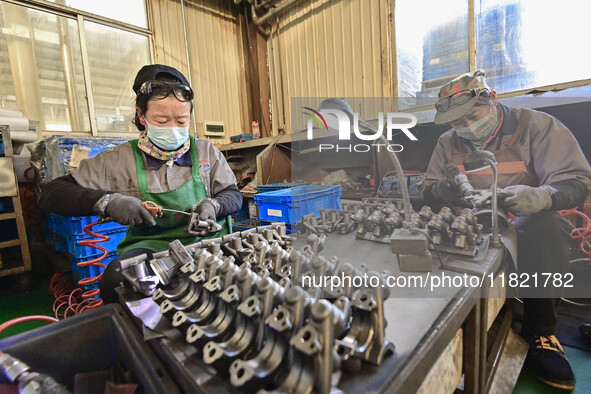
120 223 394 394
297 199 485 256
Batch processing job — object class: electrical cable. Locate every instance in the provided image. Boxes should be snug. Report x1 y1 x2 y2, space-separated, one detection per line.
560 298 591 307
557 208 591 307
375 171 397 197
558 207 591 258
0 315 58 335
410 228 445 269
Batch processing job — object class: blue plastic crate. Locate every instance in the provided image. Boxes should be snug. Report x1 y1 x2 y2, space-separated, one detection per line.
257 182 311 193
231 198 250 223
48 228 127 259
254 185 342 225
44 213 126 236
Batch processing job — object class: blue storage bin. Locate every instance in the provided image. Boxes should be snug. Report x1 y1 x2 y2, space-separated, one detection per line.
44 213 126 236
48 228 127 259
254 185 342 225
257 182 311 193
231 198 250 223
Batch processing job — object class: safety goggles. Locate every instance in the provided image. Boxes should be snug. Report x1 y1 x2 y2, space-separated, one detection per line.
139 80 194 102
435 88 485 112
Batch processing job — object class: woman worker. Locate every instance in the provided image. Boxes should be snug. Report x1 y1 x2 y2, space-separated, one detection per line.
39 64 242 303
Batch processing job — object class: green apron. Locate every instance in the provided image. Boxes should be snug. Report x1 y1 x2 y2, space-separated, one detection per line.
117 136 231 254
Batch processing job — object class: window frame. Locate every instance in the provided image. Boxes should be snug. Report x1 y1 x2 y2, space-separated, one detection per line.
3 0 154 137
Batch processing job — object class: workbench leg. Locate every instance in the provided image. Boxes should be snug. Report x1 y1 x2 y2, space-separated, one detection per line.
463 301 481 394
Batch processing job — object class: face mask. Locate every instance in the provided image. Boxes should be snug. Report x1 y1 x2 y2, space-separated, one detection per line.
144 117 189 151
454 102 498 141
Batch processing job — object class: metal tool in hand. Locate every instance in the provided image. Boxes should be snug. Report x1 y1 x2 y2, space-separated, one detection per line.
186 212 223 237
142 200 191 218
463 189 493 208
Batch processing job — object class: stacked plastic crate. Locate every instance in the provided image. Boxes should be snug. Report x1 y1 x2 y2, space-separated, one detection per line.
44 215 127 285
34 136 128 286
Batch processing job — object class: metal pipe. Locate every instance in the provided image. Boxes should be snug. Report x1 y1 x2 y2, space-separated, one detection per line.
255 0 279 10
484 158 501 246
254 0 299 25
274 17 286 130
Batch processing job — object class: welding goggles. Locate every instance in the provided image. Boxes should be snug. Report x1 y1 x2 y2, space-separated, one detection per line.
139 80 194 102
435 88 487 113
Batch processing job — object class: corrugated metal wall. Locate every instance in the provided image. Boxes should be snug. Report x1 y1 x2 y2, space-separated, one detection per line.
149 0 249 144
267 0 394 134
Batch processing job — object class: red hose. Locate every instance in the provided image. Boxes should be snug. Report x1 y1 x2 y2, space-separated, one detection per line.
0 315 58 335
50 220 112 318
558 208 591 259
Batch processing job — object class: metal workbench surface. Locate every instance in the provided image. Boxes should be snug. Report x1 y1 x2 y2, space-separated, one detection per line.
119 231 506 393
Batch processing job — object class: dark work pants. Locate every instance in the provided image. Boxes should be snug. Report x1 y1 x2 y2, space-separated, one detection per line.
98 248 154 304
513 211 572 337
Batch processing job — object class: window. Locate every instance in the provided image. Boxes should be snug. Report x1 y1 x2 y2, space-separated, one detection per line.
84 21 150 133
0 3 89 131
396 0 469 110
46 0 147 28
476 0 591 93
0 1 150 134
395 0 591 110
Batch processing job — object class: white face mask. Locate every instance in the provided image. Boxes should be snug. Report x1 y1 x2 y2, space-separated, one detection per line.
454 102 498 141
144 117 189 151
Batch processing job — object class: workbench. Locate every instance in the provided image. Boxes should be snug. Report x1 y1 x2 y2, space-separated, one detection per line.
116 229 512 394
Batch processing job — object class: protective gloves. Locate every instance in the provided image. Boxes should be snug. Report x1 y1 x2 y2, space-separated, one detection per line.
429 178 464 202
105 193 156 226
191 198 219 221
498 185 555 217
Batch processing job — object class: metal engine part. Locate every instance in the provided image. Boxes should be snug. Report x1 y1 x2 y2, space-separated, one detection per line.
120 223 396 394
186 212 223 237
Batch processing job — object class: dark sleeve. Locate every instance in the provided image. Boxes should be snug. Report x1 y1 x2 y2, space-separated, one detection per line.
38 175 108 216
422 182 440 206
549 178 589 211
214 184 243 217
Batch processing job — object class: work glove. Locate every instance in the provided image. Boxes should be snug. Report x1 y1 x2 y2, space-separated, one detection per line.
105 193 156 226
498 185 555 217
429 179 464 202
191 198 219 221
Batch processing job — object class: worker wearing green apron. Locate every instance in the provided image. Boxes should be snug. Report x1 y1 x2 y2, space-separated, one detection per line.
116 137 231 255
39 64 242 304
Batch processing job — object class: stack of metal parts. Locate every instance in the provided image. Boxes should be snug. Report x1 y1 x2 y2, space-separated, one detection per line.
297 199 485 257
121 223 394 394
